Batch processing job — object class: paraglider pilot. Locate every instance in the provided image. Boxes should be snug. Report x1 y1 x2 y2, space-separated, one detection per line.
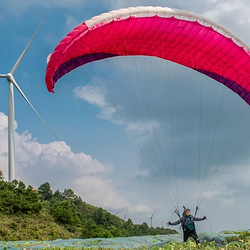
168 208 207 244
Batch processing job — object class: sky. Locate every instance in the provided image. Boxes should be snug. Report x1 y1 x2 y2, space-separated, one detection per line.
0 0 250 233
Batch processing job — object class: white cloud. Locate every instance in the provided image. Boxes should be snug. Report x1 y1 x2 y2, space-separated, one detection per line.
74 176 129 209
109 0 172 10
202 0 247 21
0 112 128 210
74 84 107 109
1 0 85 14
126 121 160 136
202 190 219 199
73 80 161 138
0 112 17 131
0 110 159 216
132 204 152 213
73 82 120 123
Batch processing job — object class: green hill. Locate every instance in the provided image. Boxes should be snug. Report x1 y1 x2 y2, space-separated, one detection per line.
0 172 177 241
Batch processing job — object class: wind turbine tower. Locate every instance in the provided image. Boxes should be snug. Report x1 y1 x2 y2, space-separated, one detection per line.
0 11 59 182
148 210 155 228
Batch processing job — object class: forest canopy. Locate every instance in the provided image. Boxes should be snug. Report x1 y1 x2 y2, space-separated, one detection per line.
0 174 177 241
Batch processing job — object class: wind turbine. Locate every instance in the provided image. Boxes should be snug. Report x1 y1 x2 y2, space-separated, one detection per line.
147 210 155 228
0 11 59 182
124 209 128 220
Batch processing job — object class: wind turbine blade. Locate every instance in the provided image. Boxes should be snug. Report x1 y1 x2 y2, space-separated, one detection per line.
124 209 128 220
10 9 47 74
152 210 156 218
115 208 123 216
0 74 7 78
10 76 60 141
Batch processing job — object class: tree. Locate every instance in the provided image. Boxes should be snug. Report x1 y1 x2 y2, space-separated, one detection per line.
81 220 95 238
38 182 53 201
0 180 42 215
10 179 18 188
18 181 26 189
0 178 178 240
53 189 63 201
62 189 76 200
50 200 81 226
139 222 149 235
124 218 134 234
92 208 106 226
0 169 4 180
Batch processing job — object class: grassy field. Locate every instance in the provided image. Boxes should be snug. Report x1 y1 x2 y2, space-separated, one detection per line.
0 241 249 250
0 231 249 250
0 206 79 241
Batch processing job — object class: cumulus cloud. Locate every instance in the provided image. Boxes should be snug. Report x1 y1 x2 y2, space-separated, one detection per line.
202 0 248 21
132 204 152 213
126 121 160 136
73 79 161 137
202 190 219 199
0 112 128 210
1 0 84 14
73 82 120 123
0 112 157 213
73 176 129 209
108 0 209 12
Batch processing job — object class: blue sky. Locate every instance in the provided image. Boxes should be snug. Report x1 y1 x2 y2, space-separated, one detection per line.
1 0 250 233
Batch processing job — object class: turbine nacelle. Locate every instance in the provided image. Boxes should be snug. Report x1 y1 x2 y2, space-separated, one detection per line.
6 73 13 81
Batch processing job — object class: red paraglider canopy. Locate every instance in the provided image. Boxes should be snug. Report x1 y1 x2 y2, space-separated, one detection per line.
45 6 250 105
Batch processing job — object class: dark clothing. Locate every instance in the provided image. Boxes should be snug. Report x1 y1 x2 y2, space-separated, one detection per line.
184 230 200 244
171 215 203 244
172 215 203 231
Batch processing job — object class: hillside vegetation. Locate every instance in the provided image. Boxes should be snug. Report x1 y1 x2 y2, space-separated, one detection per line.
0 170 177 241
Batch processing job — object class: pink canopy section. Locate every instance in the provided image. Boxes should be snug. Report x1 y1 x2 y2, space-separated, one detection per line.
45 6 250 105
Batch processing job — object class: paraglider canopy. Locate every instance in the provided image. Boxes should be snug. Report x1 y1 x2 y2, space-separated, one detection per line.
45 6 250 106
